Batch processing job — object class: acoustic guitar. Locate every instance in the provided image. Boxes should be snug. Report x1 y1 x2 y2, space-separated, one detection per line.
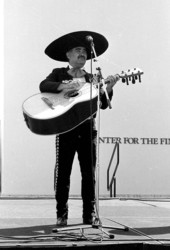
22 68 143 135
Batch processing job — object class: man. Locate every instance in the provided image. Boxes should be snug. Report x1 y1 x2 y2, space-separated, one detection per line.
39 31 119 226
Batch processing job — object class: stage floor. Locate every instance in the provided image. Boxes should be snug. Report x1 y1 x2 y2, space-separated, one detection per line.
0 197 170 248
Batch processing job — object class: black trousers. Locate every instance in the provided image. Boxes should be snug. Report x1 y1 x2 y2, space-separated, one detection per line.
54 120 97 219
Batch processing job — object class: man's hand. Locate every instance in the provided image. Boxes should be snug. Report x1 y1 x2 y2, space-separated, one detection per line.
105 74 120 93
58 80 81 91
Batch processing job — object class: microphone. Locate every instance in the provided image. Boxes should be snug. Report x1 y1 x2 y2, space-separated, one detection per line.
86 35 93 42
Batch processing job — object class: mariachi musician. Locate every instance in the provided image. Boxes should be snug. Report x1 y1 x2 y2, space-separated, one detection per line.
39 31 120 226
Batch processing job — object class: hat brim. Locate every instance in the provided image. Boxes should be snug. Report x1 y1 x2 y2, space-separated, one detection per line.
45 31 109 62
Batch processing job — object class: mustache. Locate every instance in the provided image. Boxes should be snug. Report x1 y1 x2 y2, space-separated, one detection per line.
78 55 86 59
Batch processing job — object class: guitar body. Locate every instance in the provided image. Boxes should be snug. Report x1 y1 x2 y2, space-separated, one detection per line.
22 83 98 135
22 68 143 135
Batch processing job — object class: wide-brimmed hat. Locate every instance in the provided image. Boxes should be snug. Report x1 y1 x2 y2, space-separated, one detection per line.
45 31 109 62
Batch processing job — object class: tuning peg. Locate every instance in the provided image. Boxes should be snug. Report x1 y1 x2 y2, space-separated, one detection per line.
126 77 129 85
132 76 136 84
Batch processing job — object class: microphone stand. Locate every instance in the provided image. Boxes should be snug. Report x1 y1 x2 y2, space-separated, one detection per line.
89 39 111 215
52 38 128 240
88 39 127 234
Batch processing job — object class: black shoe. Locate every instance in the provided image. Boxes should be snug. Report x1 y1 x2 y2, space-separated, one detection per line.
83 216 95 225
56 217 67 226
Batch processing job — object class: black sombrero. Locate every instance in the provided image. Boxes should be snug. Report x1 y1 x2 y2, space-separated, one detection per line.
45 31 109 62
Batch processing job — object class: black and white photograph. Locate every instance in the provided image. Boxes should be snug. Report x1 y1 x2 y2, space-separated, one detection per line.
0 0 170 248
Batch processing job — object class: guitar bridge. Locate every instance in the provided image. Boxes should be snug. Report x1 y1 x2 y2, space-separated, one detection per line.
41 97 54 109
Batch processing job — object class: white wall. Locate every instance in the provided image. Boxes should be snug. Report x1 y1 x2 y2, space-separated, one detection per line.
2 0 170 197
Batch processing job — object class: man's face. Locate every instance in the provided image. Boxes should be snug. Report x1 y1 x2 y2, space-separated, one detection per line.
66 47 87 68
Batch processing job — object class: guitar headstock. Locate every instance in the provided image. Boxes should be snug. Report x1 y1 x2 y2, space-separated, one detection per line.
119 68 144 85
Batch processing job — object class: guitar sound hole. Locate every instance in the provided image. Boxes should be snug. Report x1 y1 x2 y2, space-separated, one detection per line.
64 90 80 99
69 91 79 97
